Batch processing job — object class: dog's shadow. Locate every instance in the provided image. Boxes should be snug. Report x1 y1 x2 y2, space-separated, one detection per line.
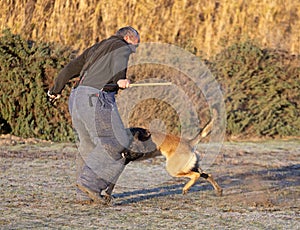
112 182 213 205
112 164 300 205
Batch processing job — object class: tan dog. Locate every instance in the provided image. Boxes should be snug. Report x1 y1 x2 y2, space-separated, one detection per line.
104 120 222 203
148 120 222 196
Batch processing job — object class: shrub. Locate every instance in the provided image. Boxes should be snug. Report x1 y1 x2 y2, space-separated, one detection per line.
1 30 299 141
209 40 300 138
0 29 75 142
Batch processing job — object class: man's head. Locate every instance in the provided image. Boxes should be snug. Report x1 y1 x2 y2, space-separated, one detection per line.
116 26 140 53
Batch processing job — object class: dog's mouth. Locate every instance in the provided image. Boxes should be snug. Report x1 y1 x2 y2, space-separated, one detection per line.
129 127 152 141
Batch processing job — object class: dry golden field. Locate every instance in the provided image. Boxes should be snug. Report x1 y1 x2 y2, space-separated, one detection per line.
1 0 299 58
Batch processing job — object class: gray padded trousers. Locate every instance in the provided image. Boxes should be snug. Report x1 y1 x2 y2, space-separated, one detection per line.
69 86 129 200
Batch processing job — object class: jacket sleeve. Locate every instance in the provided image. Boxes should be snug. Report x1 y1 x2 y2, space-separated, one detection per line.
111 44 131 84
50 46 92 94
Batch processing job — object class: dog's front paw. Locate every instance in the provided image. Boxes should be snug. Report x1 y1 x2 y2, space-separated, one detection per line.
122 151 145 162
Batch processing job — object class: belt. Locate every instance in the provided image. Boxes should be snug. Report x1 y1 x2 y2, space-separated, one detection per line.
101 84 119 93
101 88 117 93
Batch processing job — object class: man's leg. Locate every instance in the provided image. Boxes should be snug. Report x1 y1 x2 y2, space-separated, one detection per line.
71 87 128 203
75 154 93 203
72 113 97 203
68 89 92 203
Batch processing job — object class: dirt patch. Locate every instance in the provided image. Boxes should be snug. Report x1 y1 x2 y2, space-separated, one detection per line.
0 134 51 146
0 139 299 229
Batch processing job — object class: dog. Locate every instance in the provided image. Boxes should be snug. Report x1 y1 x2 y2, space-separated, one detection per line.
132 120 222 196
103 120 222 203
102 128 158 203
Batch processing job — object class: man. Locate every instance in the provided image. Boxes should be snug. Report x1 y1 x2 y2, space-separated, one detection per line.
48 26 140 204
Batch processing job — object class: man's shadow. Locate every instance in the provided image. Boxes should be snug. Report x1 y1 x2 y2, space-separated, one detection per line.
112 164 300 205
112 182 214 205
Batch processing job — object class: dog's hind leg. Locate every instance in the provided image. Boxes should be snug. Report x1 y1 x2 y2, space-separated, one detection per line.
176 171 200 195
200 172 223 196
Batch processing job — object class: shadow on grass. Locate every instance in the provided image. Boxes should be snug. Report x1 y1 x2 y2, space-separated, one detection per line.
113 164 300 205
113 182 215 205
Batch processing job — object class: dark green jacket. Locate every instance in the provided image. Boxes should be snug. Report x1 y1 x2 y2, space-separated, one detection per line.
50 35 132 94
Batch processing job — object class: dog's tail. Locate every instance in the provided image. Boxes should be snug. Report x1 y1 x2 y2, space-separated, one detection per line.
189 118 214 146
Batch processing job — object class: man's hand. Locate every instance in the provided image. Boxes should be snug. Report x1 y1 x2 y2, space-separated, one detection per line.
117 79 130 89
47 90 61 103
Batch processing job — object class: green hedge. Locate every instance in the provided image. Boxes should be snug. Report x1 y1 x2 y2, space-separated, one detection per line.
0 29 75 141
209 40 300 138
0 30 299 141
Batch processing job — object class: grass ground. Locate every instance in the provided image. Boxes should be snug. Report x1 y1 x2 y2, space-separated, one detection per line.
0 137 299 229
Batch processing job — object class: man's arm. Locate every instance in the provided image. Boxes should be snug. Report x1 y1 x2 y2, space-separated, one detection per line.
48 42 102 96
49 53 86 95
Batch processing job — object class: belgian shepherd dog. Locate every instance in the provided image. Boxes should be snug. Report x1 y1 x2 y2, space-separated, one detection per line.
104 120 222 203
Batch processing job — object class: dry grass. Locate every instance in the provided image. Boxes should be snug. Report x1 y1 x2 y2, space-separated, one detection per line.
0 139 299 229
1 0 299 58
